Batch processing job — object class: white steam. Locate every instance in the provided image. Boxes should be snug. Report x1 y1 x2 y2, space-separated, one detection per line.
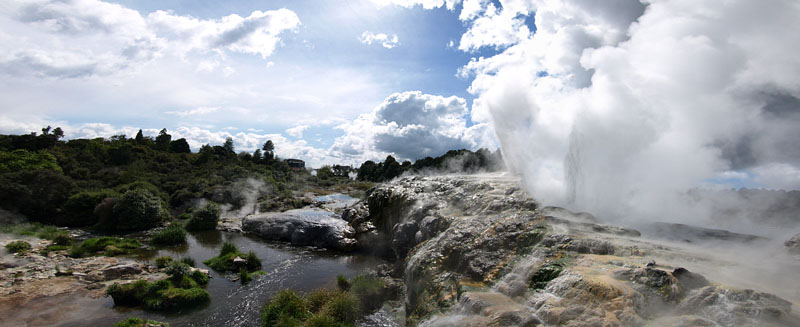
463 0 800 230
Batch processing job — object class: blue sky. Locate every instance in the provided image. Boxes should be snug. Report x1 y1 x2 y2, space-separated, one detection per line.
1 0 798 194
0 0 507 167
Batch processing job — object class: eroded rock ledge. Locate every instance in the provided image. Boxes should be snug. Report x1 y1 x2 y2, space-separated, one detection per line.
344 173 799 327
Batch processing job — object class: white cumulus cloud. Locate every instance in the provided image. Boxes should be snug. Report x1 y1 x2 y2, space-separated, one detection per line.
360 31 399 49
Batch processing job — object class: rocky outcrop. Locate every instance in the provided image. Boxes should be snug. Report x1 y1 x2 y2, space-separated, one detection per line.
350 174 799 327
242 209 357 251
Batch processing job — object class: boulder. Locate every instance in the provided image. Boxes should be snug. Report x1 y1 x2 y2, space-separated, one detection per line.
102 262 142 280
243 209 357 251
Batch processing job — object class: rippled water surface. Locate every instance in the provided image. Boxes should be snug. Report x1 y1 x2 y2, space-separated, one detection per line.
57 231 382 327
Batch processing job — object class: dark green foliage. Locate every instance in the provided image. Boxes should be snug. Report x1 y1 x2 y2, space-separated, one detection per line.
304 314 338 327
69 237 141 257
240 267 253 284
62 189 119 226
529 260 566 290
357 148 504 182
191 269 209 286
150 224 187 245
114 317 169 327
185 202 220 231
0 149 62 174
221 241 238 256
0 222 62 240
203 241 262 272
155 256 173 268
169 138 191 153
51 231 72 246
106 270 210 311
321 292 359 324
0 169 75 224
180 257 196 267
336 275 350 291
166 261 191 279
261 290 309 327
106 189 169 231
305 289 339 313
5 240 32 253
349 275 385 313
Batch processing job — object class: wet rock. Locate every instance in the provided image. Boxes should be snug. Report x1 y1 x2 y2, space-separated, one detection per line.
102 262 142 280
391 221 419 259
671 268 709 290
416 215 450 243
677 286 793 326
243 209 357 251
564 239 615 255
613 267 682 302
543 216 641 237
541 206 597 223
785 233 800 253
643 222 766 243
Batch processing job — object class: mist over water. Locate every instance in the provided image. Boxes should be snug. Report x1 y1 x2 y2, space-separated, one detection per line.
468 0 800 236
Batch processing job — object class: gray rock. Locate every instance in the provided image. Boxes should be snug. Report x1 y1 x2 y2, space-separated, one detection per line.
243 209 357 251
564 238 615 255
672 267 709 290
102 263 142 280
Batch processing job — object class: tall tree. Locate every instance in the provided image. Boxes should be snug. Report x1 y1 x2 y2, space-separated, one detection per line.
155 128 172 151
223 137 235 156
135 129 145 144
262 140 274 161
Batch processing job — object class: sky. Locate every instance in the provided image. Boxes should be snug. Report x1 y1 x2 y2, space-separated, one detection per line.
2 0 800 215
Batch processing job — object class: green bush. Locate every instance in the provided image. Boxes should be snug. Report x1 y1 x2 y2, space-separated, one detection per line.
304 313 338 327
349 275 385 312
180 257 196 267
106 271 210 311
5 240 32 253
51 231 72 246
185 202 220 231
191 270 209 286
240 267 253 284
336 275 350 291
305 289 339 313
203 241 262 273
62 189 119 226
69 237 141 258
166 261 191 279
150 224 187 245
320 292 359 324
105 189 169 232
114 317 169 327
261 290 308 327
155 256 173 268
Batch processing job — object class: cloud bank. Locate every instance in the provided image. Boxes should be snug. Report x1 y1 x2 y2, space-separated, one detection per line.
381 0 800 226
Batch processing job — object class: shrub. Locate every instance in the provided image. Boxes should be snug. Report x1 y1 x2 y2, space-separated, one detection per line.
240 267 252 284
180 257 196 267
304 313 338 327
5 240 32 253
204 242 261 273
107 189 170 232
159 287 210 310
305 289 339 313
69 237 141 258
261 290 308 327
321 291 359 324
106 273 210 312
185 202 220 231
150 224 187 245
336 275 350 291
114 317 169 327
191 270 209 286
349 275 385 312
62 189 119 226
220 241 237 256
155 256 173 268
165 261 191 280
51 231 72 246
